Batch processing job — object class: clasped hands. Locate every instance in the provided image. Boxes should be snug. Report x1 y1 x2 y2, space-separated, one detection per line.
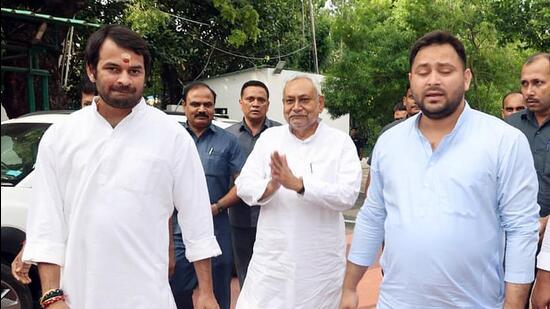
268 151 303 193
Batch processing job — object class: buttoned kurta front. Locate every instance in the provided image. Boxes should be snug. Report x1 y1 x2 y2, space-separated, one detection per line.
23 100 220 309
235 122 362 309
350 104 539 308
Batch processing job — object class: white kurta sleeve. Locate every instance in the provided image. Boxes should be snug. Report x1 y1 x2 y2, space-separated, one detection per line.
235 133 273 206
172 132 221 262
537 221 550 271
23 127 67 265
301 136 362 211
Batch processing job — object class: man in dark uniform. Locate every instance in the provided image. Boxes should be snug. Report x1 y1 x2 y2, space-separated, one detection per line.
506 52 550 231
226 80 280 287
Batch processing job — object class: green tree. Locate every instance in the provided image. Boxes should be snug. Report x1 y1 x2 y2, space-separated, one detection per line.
2 0 330 114
323 0 536 146
323 0 415 147
490 0 550 51
112 0 332 106
1 0 99 114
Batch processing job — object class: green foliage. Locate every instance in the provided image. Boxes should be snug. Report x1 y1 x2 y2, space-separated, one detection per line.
111 0 327 104
323 0 539 142
7 0 538 123
2 0 333 109
125 0 170 35
491 0 550 50
324 0 415 138
213 1 260 47
227 29 248 47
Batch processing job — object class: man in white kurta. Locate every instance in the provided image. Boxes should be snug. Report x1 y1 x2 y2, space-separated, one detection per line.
22 25 220 309
235 76 362 309
23 100 220 308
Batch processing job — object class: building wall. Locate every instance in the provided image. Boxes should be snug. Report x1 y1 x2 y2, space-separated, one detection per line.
1 104 8 122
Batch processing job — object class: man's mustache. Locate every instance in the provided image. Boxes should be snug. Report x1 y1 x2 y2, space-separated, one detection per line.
110 85 136 93
425 86 446 94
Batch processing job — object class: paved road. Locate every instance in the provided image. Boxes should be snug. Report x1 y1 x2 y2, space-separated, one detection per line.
345 232 382 309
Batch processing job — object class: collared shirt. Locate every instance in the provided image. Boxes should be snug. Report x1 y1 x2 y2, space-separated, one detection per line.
225 118 280 227
23 99 220 309
235 122 362 308
349 104 539 308
506 109 550 217
173 122 245 234
538 224 550 271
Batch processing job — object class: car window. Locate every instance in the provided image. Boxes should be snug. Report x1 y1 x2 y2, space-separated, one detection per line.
1 123 51 186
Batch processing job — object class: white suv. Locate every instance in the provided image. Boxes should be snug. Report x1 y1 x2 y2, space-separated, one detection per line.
0 110 238 309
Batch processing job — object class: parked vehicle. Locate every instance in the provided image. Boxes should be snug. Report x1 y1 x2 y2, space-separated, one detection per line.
1 110 237 309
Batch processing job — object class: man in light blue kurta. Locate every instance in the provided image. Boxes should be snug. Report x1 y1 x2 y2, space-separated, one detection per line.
341 31 539 308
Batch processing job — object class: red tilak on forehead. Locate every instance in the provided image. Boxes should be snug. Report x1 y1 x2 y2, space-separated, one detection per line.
121 52 131 63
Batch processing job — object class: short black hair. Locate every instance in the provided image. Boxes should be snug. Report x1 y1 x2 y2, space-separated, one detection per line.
409 31 467 69
394 101 406 112
182 82 217 103
80 75 97 95
240 80 270 99
85 25 151 78
502 91 523 108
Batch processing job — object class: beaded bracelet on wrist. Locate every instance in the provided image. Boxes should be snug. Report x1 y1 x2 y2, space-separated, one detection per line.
42 295 65 308
40 289 64 306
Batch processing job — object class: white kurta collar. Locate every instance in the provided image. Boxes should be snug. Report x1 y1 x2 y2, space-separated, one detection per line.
287 118 324 144
91 97 146 128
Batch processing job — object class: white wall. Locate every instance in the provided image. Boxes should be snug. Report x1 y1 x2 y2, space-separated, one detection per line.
1 104 8 122
201 68 350 134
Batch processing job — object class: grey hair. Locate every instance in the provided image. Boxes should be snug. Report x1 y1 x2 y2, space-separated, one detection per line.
283 74 323 97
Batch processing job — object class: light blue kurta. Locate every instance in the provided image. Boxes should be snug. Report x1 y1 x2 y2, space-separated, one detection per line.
23 100 221 309
349 103 539 308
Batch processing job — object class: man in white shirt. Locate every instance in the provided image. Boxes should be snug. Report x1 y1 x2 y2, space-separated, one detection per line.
22 25 220 309
11 75 98 286
235 75 362 308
